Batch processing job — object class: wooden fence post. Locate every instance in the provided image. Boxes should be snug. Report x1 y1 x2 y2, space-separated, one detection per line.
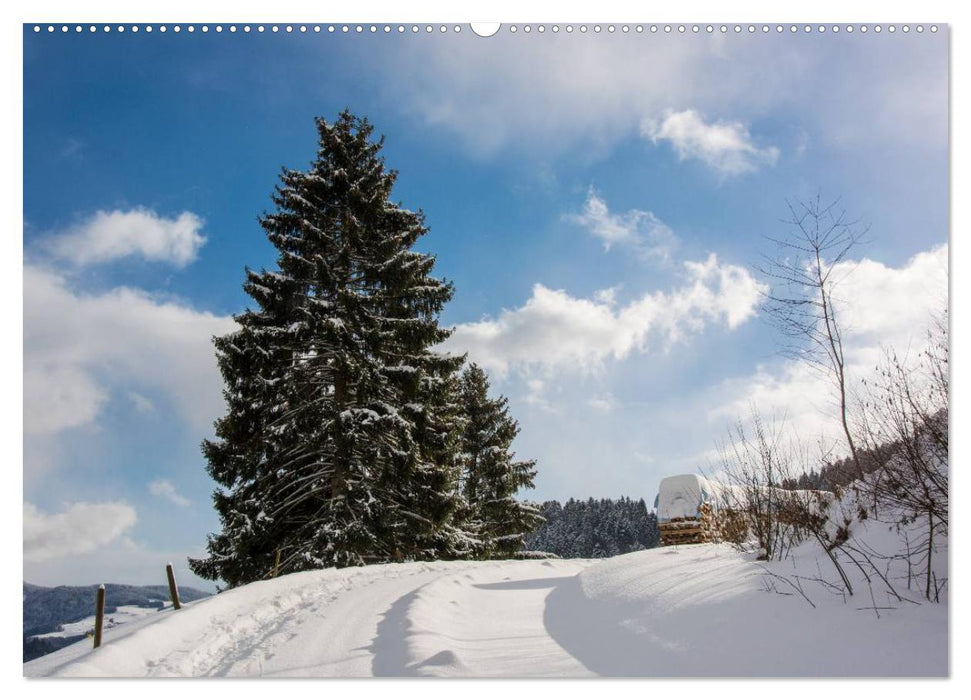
166 563 182 610
93 584 105 648
271 548 281 579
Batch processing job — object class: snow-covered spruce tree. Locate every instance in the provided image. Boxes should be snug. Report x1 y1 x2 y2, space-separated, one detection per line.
190 112 469 587
457 363 541 558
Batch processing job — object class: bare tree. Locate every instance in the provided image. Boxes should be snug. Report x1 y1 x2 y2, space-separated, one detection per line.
760 195 869 474
856 310 948 600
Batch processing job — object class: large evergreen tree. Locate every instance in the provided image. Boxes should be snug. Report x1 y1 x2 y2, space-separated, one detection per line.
457 363 541 558
190 112 468 586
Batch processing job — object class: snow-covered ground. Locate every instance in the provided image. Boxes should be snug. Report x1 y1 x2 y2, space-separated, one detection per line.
24 530 946 678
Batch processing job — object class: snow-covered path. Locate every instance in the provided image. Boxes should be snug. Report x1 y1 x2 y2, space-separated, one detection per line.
25 559 595 678
24 543 947 678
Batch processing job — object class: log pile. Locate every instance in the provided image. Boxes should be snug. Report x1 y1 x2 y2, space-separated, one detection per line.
659 503 720 545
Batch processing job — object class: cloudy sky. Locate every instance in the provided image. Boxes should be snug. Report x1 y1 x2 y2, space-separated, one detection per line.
22 24 948 590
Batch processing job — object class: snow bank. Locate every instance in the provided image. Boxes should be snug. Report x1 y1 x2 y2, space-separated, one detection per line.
544 542 946 676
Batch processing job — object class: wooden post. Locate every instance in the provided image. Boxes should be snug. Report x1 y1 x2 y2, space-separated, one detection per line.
271 548 281 579
166 563 182 610
93 584 105 648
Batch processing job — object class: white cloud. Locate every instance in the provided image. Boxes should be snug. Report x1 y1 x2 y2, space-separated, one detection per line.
23 531 213 591
24 501 137 562
368 32 945 157
23 264 236 437
23 365 107 435
709 244 948 453
445 253 765 376
45 208 206 267
129 392 156 414
641 110 779 176
588 395 616 412
566 189 678 262
148 479 191 508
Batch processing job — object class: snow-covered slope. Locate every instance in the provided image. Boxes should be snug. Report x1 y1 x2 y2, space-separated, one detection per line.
25 537 947 677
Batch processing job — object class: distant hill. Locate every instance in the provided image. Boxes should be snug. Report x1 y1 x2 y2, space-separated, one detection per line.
23 582 211 662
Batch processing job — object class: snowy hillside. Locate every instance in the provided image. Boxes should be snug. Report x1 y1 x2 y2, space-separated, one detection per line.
25 520 946 677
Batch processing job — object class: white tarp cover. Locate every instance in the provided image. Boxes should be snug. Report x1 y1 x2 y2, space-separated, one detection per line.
655 474 831 522
655 474 745 522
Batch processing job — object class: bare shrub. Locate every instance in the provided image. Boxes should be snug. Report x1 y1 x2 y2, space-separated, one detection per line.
714 410 809 561
856 310 948 600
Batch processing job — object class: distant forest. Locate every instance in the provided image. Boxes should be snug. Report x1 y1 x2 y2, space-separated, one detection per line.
524 497 660 558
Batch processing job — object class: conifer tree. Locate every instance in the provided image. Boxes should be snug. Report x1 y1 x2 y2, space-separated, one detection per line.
457 363 541 558
190 112 467 586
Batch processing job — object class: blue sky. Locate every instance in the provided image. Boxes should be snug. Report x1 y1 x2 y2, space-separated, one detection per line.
22 24 948 589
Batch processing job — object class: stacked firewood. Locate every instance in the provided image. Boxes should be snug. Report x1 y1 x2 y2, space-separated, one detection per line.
659 504 750 546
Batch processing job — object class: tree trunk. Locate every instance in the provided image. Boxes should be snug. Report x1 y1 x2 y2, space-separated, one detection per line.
925 509 934 601
332 366 347 501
